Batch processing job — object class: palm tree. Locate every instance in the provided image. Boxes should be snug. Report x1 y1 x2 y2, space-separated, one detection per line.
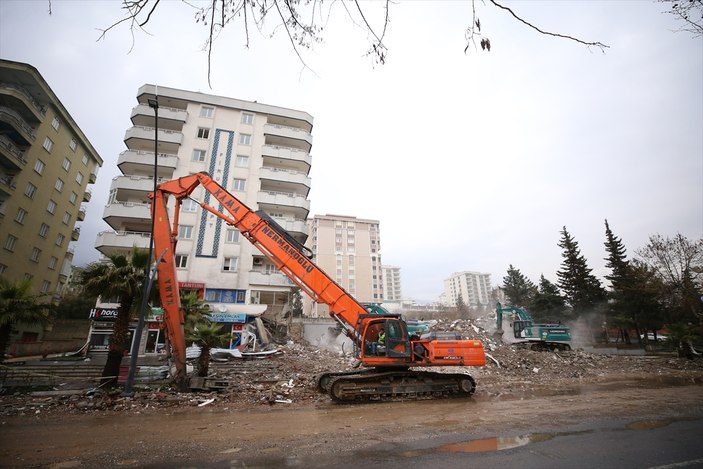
0 277 51 362
187 322 230 377
181 291 211 336
81 248 150 387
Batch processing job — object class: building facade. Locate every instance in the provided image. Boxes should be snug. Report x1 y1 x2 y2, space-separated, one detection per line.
0 60 102 300
93 84 313 349
381 264 402 303
305 214 382 317
441 271 492 308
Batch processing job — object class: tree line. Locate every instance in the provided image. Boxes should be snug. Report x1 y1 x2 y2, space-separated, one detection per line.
501 220 703 348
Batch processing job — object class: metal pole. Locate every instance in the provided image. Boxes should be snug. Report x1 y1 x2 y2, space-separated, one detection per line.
123 93 159 397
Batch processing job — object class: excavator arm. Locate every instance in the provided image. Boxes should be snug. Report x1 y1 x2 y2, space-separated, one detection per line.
151 172 368 389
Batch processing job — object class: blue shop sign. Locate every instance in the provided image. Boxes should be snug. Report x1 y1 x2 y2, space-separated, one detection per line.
208 312 247 323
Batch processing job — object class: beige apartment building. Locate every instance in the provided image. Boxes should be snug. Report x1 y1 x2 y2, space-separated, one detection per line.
305 214 382 317
381 265 402 303
440 271 492 308
91 84 312 352
0 59 102 300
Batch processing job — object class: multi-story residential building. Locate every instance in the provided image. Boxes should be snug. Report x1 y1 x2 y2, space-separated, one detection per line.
305 214 382 317
92 84 312 351
441 271 492 308
0 59 102 299
381 264 402 303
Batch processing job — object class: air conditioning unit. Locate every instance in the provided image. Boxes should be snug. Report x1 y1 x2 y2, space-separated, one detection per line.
253 258 264 266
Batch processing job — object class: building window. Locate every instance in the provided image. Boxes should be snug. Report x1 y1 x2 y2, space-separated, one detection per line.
200 106 214 118
24 182 37 199
30 247 41 263
48 256 58 270
232 178 246 191
51 116 60 131
47 200 57 214
34 159 45 175
178 225 193 239
4 235 17 252
191 149 207 162
14 208 27 224
62 157 71 171
197 128 210 139
82 154 89 166
55 233 65 246
55 178 64 192
181 199 198 212
76 172 84 184
39 223 49 238
204 288 245 303
241 113 254 125
62 212 71 225
69 192 77 205
238 133 251 145
69 138 77 151
225 229 240 243
175 255 188 268
235 155 249 167
43 137 54 153
41 281 51 293
0 264 7 274
223 257 238 272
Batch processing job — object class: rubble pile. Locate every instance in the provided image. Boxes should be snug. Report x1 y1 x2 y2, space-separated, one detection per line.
1 320 702 417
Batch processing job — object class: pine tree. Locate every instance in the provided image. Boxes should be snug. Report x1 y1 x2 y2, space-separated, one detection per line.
529 275 567 322
556 227 606 316
501 264 536 306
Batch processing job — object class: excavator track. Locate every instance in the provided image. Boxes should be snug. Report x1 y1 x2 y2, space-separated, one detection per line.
320 370 477 403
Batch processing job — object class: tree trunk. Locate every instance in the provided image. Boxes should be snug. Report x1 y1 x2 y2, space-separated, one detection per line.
197 346 210 377
101 299 133 387
0 323 12 362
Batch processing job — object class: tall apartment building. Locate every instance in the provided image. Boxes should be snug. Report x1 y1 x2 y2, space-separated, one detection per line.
441 271 492 308
94 84 312 333
0 60 102 301
381 265 402 303
306 214 382 317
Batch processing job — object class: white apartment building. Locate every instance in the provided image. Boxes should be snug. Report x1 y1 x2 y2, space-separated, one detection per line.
305 214 382 317
94 84 313 335
441 271 492 308
381 265 402 303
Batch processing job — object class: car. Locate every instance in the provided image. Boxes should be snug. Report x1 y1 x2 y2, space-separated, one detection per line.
640 333 667 343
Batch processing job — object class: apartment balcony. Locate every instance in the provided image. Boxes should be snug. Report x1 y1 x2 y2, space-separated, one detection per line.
248 271 295 287
0 106 36 145
102 202 151 229
76 205 86 221
71 227 80 241
263 124 312 152
260 167 311 195
82 188 92 202
88 172 97 184
111 175 168 199
257 190 310 219
0 134 27 170
0 82 46 120
95 230 151 256
130 104 187 131
0 173 17 196
270 217 308 238
124 125 182 154
117 149 178 178
261 145 311 173
65 246 75 260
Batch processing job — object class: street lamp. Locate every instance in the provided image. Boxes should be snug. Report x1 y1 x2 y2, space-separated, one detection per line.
123 93 159 396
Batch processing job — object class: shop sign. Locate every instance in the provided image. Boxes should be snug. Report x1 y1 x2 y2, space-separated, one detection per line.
208 312 247 323
179 282 205 289
89 308 119 320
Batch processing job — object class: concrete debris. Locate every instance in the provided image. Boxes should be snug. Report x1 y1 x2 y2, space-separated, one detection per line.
1 318 702 417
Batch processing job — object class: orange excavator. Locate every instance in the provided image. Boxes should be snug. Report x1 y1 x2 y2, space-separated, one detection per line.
151 172 486 402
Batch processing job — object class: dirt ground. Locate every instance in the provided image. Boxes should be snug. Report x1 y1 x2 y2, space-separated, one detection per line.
2 339 703 468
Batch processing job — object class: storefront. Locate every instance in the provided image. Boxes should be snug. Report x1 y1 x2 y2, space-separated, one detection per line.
86 307 164 357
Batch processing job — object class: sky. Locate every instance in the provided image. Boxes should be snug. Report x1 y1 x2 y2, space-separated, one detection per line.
1 0 701 303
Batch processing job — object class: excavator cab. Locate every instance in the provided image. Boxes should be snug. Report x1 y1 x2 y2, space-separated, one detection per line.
358 315 411 359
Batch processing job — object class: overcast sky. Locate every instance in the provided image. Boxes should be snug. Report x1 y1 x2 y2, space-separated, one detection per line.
1 1 701 303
